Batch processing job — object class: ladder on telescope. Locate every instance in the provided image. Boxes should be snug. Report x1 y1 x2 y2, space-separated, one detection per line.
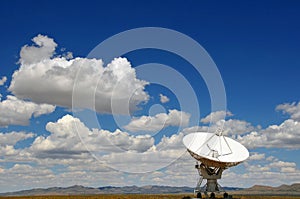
194 173 203 194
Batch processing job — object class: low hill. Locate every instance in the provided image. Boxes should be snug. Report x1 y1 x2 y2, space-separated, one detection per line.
0 185 194 196
1 183 300 196
233 183 300 195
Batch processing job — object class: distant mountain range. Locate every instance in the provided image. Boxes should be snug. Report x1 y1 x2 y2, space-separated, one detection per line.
234 183 300 195
1 184 299 196
1 185 193 196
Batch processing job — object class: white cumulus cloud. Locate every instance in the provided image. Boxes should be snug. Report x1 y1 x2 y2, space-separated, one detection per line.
0 76 7 86
183 108 300 149
19 34 57 65
159 94 169 103
276 102 300 121
25 114 189 173
0 131 35 158
124 109 191 132
200 110 233 124
269 160 296 168
238 119 300 149
9 34 149 114
183 111 255 135
0 95 55 127
0 131 35 146
222 119 255 135
1 108 300 190
248 152 265 161
30 114 155 159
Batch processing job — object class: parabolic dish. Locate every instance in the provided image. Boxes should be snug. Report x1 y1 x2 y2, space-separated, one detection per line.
183 132 249 168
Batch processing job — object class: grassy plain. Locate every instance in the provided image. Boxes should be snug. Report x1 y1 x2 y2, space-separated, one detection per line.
237 196 300 199
0 195 300 199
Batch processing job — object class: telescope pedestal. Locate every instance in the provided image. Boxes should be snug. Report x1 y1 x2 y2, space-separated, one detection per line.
194 162 225 196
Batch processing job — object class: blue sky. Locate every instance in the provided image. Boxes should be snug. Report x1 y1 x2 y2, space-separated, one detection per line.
0 0 300 192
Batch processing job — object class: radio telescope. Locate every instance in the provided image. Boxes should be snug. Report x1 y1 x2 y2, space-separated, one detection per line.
183 129 249 198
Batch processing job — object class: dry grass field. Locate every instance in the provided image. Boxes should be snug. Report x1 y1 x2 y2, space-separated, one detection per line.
0 195 187 199
0 195 186 199
237 196 300 199
1 195 300 199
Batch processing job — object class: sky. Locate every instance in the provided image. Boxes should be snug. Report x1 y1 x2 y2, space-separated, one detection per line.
0 0 300 192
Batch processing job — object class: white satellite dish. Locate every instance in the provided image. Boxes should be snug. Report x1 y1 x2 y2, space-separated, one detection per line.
183 130 249 198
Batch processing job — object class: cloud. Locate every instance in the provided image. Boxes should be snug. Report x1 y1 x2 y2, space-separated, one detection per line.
183 111 255 135
2 148 299 192
248 152 265 161
204 118 255 135
0 131 35 159
19 34 57 65
154 132 185 151
276 102 300 121
221 153 300 187
0 164 56 192
30 114 155 159
0 76 7 86
124 109 191 132
222 119 255 135
249 158 298 176
0 131 35 146
1 110 300 191
63 51 73 59
0 95 55 127
200 110 233 124
159 94 169 103
269 160 296 169
194 109 300 149
27 114 190 173
237 119 300 149
9 35 149 114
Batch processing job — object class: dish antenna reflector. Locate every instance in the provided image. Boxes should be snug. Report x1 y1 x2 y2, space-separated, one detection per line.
183 128 249 198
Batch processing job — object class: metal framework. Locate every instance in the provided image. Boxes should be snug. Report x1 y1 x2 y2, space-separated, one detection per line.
194 162 226 197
